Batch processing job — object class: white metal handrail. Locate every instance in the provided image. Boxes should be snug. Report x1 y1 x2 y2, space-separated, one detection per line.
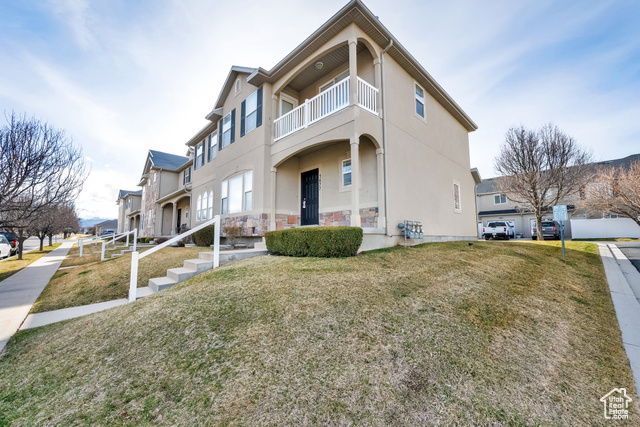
357 77 378 115
274 77 351 141
128 215 220 302
78 235 107 257
101 229 138 261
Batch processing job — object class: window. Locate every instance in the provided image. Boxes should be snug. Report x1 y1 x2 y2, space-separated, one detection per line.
221 171 253 214
183 167 191 185
342 159 352 187
453 182 461 211
244 91 258 134
208 132 217 162
126 198 131 209
244 171 252 211
222 113 232 148
221 179 228 214
235 78 241 93
196 194 202 221
415 82 425 118
195 141 205 168
208 191 213 219
494 194 507 204
153 172 157 182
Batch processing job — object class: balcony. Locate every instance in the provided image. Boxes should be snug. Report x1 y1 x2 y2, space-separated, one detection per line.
274 76 379 142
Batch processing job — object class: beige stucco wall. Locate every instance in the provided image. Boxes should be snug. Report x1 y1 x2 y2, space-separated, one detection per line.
382 54 476 238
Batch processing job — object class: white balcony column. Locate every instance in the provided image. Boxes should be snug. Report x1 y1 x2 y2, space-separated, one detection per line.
270 167 277 231
350 136 360 227
171 202 177 235
376 147 386 227
349 39 358 106
271 94 278 142
373 58 382 116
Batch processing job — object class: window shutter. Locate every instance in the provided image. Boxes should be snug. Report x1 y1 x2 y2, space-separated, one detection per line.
240 100 246 137
218 119 223 151
230 108 236 143
207 135 211 162
256 87 263 128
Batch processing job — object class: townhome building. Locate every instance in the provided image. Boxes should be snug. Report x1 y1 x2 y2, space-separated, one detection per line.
117 149 193 238
116 189 142 233
476 153 640 239
182 0 480 250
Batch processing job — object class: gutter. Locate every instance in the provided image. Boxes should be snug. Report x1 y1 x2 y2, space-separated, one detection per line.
381 39 393 236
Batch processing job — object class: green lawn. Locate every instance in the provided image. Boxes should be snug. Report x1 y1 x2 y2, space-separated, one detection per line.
0 244 62 282
31 246 207 313
0 241 636 425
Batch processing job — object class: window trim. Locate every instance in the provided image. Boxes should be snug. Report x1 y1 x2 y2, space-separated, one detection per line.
222 112 232 148
234 78 241 94
341 158 352 189
280 92 298 116
494 194 507 205
414 81 426 119
221 171 253 215
453 180 461 213
244 90 259 135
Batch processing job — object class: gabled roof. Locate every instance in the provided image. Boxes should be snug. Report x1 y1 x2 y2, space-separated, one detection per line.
117 189 142 202
148 150 190 171
245 0 477 132
477 153 640 195
95 219 118 228
205 66 257 122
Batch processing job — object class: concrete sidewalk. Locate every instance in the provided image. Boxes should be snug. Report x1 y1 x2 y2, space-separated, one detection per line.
0 240 73 353
598 243 640 398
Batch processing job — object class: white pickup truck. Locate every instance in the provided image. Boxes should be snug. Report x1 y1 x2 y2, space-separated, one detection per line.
482 221 515 240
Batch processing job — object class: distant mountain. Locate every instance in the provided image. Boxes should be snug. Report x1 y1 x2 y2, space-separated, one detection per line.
79 217 115 228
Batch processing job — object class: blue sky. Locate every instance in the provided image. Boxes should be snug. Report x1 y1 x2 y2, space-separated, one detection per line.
1 0 639 218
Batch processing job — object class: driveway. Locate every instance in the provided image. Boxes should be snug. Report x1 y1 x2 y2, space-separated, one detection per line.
617 242 640 275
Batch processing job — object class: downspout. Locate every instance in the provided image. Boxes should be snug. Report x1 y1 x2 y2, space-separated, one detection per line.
381 39 393 236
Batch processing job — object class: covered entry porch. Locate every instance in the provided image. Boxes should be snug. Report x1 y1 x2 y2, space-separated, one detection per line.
159 194 191 236
269 134 385 232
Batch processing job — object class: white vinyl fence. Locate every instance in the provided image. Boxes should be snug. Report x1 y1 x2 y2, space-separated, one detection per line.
570 218 640 239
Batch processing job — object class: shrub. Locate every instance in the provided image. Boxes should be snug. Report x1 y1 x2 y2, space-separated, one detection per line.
192 225 216 247
178 228 192 246
223 226 243 249
155 237 168 244
265 227 362 257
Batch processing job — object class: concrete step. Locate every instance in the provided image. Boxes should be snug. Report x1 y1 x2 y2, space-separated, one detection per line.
148 276 178 292
167 267 198 282
184 258 213 272
199 249 268 264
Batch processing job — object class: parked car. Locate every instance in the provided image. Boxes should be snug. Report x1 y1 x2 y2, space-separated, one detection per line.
0 231 18 256
482 221 514 240
531 221 562 240
0 235 12 259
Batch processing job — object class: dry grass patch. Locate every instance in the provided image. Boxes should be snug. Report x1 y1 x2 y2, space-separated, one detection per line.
0 241 636 425
60 241 131 267
0 244 61 282
30 247 205 313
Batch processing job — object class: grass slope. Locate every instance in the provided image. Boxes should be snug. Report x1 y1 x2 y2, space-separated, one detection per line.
31 247 205 313
0 244 61 282
0 241 636 425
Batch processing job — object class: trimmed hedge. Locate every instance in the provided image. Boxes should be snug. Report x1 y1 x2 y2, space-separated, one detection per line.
192 225 215 247
265 227 363 257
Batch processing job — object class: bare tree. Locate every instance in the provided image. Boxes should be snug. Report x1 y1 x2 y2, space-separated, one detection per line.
582 161 640 227
0 112 88 258
494 123 593 240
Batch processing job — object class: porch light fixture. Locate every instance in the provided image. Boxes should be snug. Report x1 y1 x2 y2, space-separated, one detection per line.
315 61 323 70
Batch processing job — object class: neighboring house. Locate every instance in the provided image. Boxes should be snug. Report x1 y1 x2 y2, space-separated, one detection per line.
95 219 117 235
180 0 479 249
116 190 142 234
476 153 640 239
137 150 193 238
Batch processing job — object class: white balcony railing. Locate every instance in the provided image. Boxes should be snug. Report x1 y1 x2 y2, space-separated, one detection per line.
357 77 378 115
274 76 379 141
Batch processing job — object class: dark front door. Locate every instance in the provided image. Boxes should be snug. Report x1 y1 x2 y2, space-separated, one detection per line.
176 208 182 234
301 169 319 226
